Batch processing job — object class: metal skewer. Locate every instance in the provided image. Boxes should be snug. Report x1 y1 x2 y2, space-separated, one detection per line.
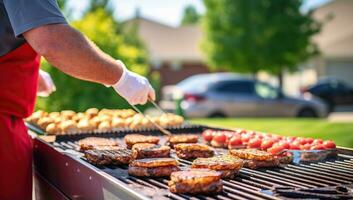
148 99 168 115
130 104 172 136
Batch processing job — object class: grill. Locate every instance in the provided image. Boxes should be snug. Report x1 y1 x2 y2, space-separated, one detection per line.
31 125 353 200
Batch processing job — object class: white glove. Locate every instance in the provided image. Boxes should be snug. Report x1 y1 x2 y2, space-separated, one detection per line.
37 69 56 97
112 60 155 105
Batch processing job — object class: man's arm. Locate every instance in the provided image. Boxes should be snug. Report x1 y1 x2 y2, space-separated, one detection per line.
24 24 122 86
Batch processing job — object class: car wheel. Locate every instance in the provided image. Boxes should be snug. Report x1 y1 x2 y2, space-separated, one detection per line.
208 112 226 118
297 108 317 118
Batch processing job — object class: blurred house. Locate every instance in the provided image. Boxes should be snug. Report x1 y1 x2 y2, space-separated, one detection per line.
128 0 353 94
126 17 209 86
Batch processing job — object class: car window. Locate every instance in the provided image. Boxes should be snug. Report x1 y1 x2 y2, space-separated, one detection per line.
310 83 330 93
255 82 278 99
214 81 254 94
177 76 212 92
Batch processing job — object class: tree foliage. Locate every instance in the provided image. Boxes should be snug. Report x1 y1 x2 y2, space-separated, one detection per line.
202 0 321 78
36 7 150 112
181 5 201 25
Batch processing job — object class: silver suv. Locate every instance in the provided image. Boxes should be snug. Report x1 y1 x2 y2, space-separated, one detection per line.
160 73 328 118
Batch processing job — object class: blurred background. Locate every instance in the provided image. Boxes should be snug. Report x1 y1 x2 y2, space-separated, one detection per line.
37 0 353 146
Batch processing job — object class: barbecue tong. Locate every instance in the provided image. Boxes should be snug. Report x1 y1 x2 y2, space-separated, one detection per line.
130 100 172 136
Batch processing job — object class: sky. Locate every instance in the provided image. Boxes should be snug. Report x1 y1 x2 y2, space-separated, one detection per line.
68 0 331 27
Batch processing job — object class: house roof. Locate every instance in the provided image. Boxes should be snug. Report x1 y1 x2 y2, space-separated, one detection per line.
129 17 203 62
128 0 353 62
313 0 353 59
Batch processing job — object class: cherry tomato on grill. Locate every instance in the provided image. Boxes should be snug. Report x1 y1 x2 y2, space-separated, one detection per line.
323 140 336 149
310 144 326 150
312 139 323 145
267 145 285 155
261 139 275 150
298 137 307 145
305 138 314 144
289 142 301 150
228 135 242 147
248 138 262 148
241 134 251 144
213 132 227 143
300 144 311 150
278 141 290 150
202 130 214 142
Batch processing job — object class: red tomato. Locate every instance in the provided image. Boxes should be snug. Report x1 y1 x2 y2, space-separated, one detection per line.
323 140 336 149
267 145 285 155
286 136 297 143
229 136 242 146
261 139 275 150
213 132 227 143
306 138 314 144
312 139 323 145
298 137 307 145
241 134 251 144
300 144 311 150
239 129 247 134
224 131 235 139
289 143 300 150
248 138 262 148
310 144 326 150
272 135 282 142
278 141 290 150
202 130 213 142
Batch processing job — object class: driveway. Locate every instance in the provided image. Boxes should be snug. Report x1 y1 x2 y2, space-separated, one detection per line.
328 112 353 122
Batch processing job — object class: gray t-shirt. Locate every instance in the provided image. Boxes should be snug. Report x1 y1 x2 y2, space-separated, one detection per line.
0 0 67 56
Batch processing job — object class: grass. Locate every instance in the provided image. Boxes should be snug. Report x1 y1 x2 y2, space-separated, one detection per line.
190 118 353 148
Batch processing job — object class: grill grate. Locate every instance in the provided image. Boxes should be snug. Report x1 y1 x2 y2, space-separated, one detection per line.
50 136 353 200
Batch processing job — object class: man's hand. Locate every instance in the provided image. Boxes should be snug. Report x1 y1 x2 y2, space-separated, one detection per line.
112 61 155 105
37 69 56 97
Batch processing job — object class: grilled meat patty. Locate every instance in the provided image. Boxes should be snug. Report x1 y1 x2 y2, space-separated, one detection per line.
129 158 178 168
128 158 179 177
124 134 160 149
229 149 275 161
132 143 170 159
243 159 280 169
168 169 223 194
168 134 198 148
192 155 243 179
229 149 279 169
84 148 132 166
128 166 180 177
175 143 214 160
78 137 119 151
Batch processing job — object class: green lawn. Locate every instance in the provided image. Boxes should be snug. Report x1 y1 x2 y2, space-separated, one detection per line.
191 118 353 148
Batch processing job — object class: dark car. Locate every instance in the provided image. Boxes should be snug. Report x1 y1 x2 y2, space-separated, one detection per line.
302 78 353 112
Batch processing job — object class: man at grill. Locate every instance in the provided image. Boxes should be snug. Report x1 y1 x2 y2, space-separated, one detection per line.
0 0 155 199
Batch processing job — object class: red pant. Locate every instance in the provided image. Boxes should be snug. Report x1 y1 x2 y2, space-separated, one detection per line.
0 114 32 200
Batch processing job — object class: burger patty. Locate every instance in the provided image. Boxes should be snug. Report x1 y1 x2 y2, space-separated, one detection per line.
78 137 119 151
124 134 160 149
84 148 132 166
168 134 198 148
168 169 223 194
132 143 170 159
174 143 214 160
84 150 112 165
229 149 275 161
129 158 178 168
243 159 280 169
128 165 180 177
192 155 243 179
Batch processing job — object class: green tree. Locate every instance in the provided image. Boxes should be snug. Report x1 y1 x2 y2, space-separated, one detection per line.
37 8 149 112
202 0 321 89
181 5 201 25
